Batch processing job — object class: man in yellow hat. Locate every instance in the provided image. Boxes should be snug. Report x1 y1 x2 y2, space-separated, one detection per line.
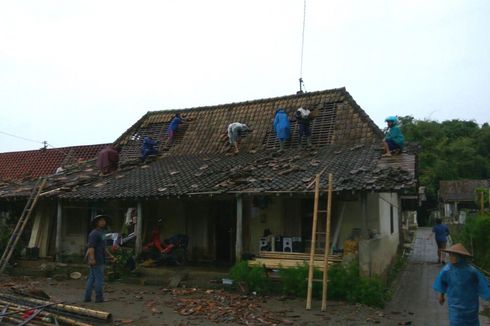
433 243 490 325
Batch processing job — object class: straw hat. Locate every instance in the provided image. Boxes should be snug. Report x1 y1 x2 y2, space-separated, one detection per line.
441 243 473 257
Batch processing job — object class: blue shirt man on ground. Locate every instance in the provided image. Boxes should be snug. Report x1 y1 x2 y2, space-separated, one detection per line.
428 218 450 264
84 214 115 303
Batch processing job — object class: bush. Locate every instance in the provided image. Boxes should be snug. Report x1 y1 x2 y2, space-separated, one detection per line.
279 263 322 298
455 213 490 271
229 261 269 294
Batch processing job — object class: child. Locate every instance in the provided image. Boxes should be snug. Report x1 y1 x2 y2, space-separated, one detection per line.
433 243 490 325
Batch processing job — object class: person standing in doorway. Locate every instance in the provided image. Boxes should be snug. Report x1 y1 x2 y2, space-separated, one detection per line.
433 243 490 325
428 218 450 264
84 214 115 303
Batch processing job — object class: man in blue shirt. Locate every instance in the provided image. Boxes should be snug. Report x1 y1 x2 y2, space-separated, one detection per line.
84 215 115 303
429 218 450 264
433 243 490 326
166 113 184 147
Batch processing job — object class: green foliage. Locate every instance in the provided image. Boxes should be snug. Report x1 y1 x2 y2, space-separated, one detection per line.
474 188 489 207
277 262 390 308
229 261 270 294
328 262 390 308
399 116 490 206
454 213 490 271
279 263 322 298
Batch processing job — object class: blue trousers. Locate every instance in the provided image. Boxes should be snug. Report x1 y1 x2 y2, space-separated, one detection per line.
84 265 105 302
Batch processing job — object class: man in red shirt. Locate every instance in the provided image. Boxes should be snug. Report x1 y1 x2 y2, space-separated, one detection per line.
96 145 120 175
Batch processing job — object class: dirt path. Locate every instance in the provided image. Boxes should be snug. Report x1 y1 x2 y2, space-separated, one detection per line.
385 227 490 325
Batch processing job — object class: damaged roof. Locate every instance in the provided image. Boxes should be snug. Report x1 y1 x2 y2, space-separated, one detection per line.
0 88 417 200
439 179 490 202
0 144 109 182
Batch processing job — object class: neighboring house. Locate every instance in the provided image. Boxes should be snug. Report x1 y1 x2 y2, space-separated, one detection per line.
0 144 109 257
0 88 417 277
439 179 490 219
0 144 108 182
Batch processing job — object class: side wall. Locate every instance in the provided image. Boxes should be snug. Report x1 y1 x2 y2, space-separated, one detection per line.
359 192 400 276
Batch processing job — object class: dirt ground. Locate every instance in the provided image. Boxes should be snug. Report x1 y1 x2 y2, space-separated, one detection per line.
0 275 418 326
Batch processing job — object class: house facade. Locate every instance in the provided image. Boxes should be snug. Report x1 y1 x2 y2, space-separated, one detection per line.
0 88 417 277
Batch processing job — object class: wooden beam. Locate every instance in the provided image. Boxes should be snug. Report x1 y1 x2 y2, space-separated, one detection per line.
306 174 320 310
55 200 62 262
235 195 243 262
248 258 338 271
322 173 333 311
135 202 143 256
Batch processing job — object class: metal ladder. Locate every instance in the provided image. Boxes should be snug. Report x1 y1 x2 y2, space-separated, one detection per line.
0 178 46 273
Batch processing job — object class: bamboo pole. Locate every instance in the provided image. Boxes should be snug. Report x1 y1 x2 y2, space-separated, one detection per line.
321 173 333 312
0 295 110 322
0 299 94 326
306 174 320 310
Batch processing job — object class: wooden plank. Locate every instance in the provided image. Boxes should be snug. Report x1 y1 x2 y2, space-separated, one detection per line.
258 251 342 262
248 258 337 271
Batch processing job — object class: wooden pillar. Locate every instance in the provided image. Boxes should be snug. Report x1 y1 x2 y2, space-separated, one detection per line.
56 200 62 262
235 195 243 262
135 202 143 256
361 192 369 239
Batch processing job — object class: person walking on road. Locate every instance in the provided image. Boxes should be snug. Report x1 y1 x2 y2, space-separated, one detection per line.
84 214 115 303
428 218 450 264
433 243 490 326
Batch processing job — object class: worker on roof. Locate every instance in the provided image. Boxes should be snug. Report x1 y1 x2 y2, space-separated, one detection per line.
433 243 490 326
383 116 404 157
295 106 313 148
140 136 158 161
96 145 119 175
273 108 291 152
227 122 250 154
166 113 185 147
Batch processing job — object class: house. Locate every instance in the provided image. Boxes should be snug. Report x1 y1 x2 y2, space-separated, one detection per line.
439 179 490 220
0 144 109 257
0 88 417 277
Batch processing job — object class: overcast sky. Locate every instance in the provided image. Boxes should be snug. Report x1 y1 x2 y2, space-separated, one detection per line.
1 0 489 153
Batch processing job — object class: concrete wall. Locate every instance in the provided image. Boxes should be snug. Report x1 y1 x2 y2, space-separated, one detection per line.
334 193 380 249
359 233 399 277
358 192 400 276
245 196 292 255
62 206 90 256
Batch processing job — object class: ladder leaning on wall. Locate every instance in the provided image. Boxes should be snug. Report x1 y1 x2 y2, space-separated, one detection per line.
306 173 333 311
0 177 46 274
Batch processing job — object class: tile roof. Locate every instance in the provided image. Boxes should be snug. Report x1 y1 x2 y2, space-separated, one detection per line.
439 179 490 202
0 88 417 200
0 144 109 182
115 88 383 161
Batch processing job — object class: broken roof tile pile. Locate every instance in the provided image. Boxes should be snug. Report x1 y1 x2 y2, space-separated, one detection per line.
0 88 417 200
0 144 108 182
439 179 490 202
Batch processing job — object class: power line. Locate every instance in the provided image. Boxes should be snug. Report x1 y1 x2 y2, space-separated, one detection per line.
0 130 44 145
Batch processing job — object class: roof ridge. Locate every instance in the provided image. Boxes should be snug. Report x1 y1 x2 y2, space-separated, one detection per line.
146 87 347 115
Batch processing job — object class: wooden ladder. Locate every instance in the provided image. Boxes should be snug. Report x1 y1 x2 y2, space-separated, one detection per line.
0 178 46 274
306 173 333 311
